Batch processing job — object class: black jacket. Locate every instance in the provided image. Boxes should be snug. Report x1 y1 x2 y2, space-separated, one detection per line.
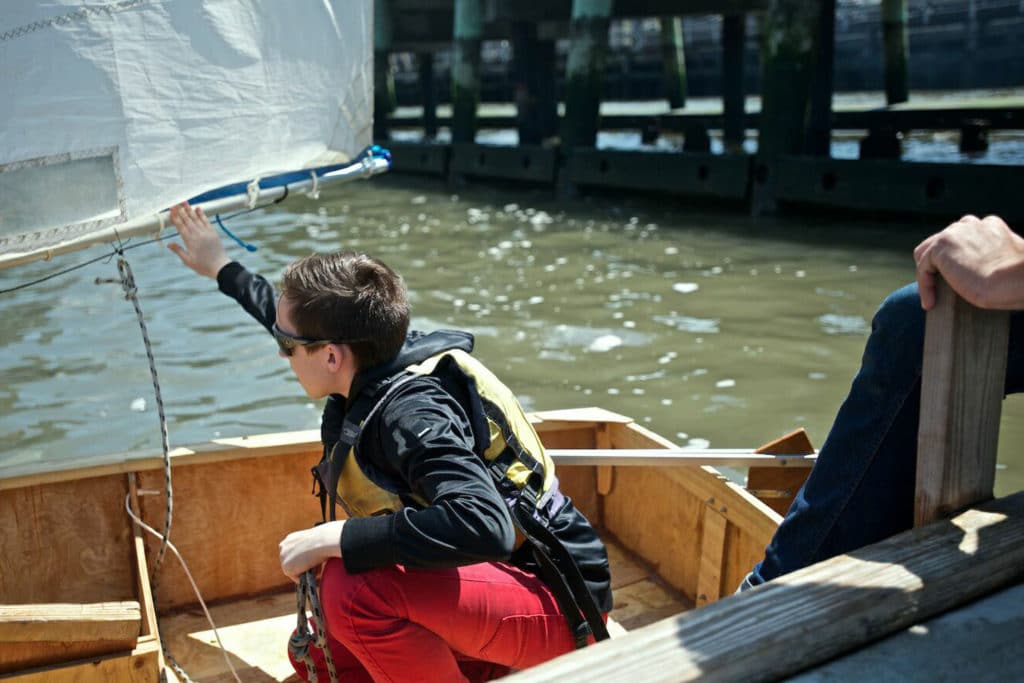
217 261 612 612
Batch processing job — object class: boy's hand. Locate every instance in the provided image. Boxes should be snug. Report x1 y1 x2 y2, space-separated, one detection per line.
167 202 232 280
279 520 345 583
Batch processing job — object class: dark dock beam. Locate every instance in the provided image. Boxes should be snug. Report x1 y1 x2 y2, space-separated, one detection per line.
881 0 909 105
562 0 613 150
418 53 438 139
721 14 746 153
512 21 559 145
804 0 836 156
752 0 823 214
451 0 482 144
660 17 687 110
373 0 397 141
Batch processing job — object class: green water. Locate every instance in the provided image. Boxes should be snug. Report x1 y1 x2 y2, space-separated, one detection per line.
2 175 1022 495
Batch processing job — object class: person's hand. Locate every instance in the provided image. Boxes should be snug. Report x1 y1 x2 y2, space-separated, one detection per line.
279 521 345 583
167 202 232 280
914 214 1024 310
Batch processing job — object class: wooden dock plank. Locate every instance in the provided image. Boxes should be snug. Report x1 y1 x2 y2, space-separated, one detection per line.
503 492 1024 683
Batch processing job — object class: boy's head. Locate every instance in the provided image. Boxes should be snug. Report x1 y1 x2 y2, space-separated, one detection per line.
279 251 410 371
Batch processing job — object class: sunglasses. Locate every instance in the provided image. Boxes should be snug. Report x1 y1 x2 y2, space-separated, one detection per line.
271 322 373 356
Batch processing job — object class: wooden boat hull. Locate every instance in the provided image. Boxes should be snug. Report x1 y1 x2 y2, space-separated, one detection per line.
0 408 811 681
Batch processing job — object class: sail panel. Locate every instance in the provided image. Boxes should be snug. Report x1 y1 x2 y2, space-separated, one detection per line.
0 0 372 258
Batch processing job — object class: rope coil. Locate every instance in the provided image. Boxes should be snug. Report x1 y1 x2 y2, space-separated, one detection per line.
290 570 338 683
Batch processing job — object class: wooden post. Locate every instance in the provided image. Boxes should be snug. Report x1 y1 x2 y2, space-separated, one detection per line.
418 52 438 140
505 492 1024 682
452 0 482 144
721 14 746 153
373 0 396 142
915 279 1009 526
881 0 909 105
752 0 822 214
804 0 836 157
562 0 612 149
512 21 548 145
659 17 687 110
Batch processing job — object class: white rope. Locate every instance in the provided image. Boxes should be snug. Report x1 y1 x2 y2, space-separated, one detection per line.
126 495 243 683
306 170 320 200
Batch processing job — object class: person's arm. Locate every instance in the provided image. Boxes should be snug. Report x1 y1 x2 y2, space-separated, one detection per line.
914 214 1024 310
340 381 516 573
167 202 277 331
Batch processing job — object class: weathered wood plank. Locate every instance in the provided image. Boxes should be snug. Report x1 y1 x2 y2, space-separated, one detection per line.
785 582 1024 682
916 279 1010 526
1 637 161 683
0 603 140 642
695 508 728 605
504 492 1024 683
0 476 135 604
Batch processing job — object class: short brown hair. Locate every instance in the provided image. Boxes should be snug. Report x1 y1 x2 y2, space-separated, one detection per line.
280 251 409 369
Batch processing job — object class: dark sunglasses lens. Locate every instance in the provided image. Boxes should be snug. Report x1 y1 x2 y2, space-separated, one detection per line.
273 327 297 356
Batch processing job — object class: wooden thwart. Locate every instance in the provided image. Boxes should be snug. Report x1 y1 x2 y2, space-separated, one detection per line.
505 492 1024 683
915 279 1010 526
0 602 140 642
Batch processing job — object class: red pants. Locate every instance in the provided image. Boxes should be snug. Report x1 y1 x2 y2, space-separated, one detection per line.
288 558 587 683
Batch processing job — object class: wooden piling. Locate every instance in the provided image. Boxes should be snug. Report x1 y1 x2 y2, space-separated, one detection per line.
721 14 746 154
915 279 1009 527
373 0 396 142
881 0 909 105
752 0 822 213
659 17 687 110
418 53 437 140
512 21 558 145
562 0 612 150
804 0 836 157
451 0 482 144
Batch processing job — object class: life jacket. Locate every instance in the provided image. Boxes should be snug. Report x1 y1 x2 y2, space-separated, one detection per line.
312 330 610 648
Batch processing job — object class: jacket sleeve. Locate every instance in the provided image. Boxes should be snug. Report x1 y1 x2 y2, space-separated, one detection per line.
340 381 516 572
215 261 278 333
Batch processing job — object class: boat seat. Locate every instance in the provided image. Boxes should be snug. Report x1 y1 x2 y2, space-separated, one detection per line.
0 601 141 674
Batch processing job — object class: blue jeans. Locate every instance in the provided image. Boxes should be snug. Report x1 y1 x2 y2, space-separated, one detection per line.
748 282 1024 586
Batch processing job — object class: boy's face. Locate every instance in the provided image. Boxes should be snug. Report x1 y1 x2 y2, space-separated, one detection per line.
276 296 334 399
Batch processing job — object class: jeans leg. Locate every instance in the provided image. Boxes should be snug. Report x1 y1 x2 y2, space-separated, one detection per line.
749 285 1024 587
750 283 926 584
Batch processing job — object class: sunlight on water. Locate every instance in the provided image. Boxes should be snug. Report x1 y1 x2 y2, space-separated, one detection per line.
2 175 1023 496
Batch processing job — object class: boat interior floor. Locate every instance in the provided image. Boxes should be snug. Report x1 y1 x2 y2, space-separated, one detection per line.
159 533 691 682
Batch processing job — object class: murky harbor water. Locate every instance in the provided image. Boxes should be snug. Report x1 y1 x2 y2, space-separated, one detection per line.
2 175 1023 495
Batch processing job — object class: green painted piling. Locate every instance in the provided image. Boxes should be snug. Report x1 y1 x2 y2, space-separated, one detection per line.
562 0 613 149
754 0 823 213
452 0 482 144
418 53 437 139
882 0 909 104
722 14 746 153
374 0 396 141
660 17 687 110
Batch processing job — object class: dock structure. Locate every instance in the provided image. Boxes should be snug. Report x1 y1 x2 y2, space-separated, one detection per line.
376 0 1024 222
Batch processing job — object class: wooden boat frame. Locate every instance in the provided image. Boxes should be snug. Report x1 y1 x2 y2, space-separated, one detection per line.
0 407 813 681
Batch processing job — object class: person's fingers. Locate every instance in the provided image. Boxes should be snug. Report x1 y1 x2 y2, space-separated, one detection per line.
915 244 938 311
166 241 187 262
913 232 937 263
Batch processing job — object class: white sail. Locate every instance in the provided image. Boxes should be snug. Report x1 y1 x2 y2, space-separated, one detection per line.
0 0 373 263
